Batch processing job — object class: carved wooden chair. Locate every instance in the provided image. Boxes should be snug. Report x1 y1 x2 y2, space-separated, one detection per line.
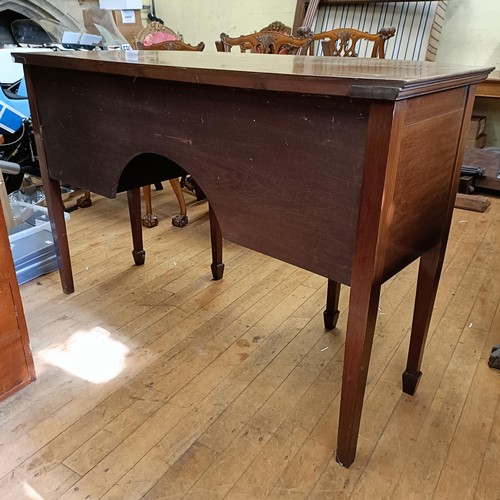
313 26 396 58
309 26 394 327
77 23 200 228
136 22 205 228
215 22 348 330
214 23 394 330
216 21 313 54
134 21 205 52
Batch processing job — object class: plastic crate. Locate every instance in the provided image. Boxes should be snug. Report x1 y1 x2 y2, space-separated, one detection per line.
8 202 70 284
8 201 70 242
9 229 58 285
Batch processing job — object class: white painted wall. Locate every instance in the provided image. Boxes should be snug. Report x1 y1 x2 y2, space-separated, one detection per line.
154 0 296 52
434 0 500 147
436 0 499 68
155 1 499 63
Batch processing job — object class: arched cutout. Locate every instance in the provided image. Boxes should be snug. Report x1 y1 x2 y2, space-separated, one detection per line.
116 152 187 193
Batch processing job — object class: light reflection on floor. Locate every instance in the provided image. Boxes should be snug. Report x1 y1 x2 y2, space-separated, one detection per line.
22 481 44 499
39 327 129 384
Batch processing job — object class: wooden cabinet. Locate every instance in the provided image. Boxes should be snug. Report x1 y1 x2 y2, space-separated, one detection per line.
0 199 35 401
16 49 491 466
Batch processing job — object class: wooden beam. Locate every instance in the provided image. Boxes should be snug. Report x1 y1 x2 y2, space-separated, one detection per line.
455 193 490 213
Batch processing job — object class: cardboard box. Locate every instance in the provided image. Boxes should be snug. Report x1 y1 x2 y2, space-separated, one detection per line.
111 9 142 46
99 0 141 9
466 133 487 149
83 8 142 47
467 115 486 140
82 9 100 36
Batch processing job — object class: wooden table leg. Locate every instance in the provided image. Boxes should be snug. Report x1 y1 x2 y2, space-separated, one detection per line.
403 243 445 395
141 184 158 228
336 280 381 468
76 190 92 208
324 279 341 330
127 188 145 265
209 203 224 280
334 101 401 467
46 177 74 294
169 178 189 228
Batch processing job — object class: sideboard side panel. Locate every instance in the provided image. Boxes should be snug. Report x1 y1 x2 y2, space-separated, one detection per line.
383 87 467 278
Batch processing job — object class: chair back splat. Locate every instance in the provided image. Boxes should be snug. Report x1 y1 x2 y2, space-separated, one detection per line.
314 26 395 58
134 21 205 51
132 20 204 229
216 21 313 55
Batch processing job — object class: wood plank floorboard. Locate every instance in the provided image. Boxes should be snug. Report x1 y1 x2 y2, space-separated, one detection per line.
1 189 499 499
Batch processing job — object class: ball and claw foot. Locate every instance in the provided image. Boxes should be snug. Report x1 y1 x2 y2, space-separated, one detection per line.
142 214 158 228
76 196 92 208
171 214 188 227
488 344 500 370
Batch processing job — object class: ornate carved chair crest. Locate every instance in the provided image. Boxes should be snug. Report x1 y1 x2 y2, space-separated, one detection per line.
314 26 396 58
217 21 313 55
134 20 205 52
131 20 205 228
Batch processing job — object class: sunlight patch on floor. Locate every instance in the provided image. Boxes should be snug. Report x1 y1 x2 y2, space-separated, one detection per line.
22 482 44 499
39 327 129 383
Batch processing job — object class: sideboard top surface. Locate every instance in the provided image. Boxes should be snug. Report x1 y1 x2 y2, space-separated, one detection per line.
13 50 493 101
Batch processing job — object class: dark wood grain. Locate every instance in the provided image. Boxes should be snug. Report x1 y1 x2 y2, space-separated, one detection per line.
13 52 492 101
402 84 478 395
324 279 341 330
127 188 145 265
209 204 224 280
17 50 492 467
383 88 467 280
28 65 370 285
23 65 75 294
336 99 406 467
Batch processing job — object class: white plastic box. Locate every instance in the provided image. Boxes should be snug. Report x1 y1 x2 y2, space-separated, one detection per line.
99 0 141 10
8 202 70 284
8 201 70 242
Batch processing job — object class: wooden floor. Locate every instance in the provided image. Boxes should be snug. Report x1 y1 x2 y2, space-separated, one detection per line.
1 187 500 500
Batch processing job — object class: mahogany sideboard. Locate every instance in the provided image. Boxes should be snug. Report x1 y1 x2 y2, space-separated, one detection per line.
14 50 492 467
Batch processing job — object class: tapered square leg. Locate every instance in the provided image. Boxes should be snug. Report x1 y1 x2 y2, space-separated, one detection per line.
403 244 445 395
209 203 224 280
336 282 381 468
324 279 341 330
402 370 422 395
46 177 74 294
127 188 145 265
